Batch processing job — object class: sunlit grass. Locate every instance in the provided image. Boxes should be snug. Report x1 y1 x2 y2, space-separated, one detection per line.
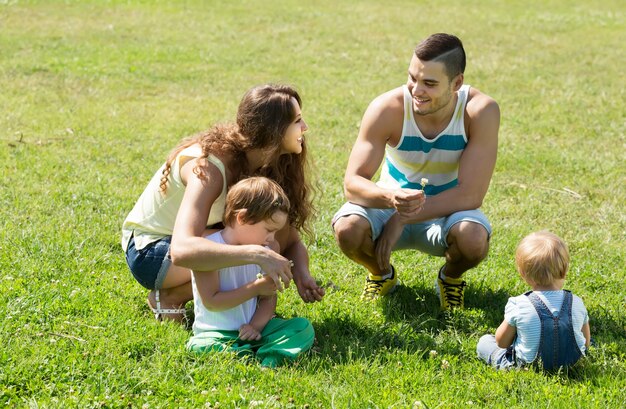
1 0 624 407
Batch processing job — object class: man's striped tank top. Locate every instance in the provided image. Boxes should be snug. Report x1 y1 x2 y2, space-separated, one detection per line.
377 84 470 196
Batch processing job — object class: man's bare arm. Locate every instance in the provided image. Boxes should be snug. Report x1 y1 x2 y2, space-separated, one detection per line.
344 88 424 209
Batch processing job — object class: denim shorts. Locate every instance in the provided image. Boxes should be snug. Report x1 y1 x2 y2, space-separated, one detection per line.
332 202 491 257
125 235 172 290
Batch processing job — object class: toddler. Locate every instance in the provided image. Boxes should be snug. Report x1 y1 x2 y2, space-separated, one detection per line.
477 231 590 370
187 177 314 367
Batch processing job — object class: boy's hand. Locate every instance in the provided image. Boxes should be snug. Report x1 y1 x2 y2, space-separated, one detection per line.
239 324 261 341
255 274 279 296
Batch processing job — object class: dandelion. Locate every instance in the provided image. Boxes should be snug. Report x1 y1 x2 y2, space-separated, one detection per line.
420 178 429 189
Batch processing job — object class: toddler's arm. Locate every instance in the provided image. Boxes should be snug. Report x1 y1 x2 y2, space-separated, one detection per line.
582 322 591 348
495 319 517 348
193 270 276 311
239 295 277 341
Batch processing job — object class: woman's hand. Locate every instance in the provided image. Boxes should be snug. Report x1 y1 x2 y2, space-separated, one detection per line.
294 274 325 303
256 248 293 290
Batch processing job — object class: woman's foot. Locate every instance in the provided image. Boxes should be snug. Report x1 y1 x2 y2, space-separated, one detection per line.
147 289 187 323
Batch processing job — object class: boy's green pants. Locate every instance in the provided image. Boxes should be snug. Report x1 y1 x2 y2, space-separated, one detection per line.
187 317 314 367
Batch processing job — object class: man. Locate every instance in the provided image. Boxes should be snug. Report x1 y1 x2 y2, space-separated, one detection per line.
332 33 499 310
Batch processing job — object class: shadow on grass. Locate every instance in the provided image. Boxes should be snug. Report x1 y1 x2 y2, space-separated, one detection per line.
306 284 510 366
301 282 522 367
378 282 511 330
310 315 437 365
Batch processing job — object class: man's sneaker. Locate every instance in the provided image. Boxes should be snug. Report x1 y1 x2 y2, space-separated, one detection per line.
435 267 466 310
360 266 398 300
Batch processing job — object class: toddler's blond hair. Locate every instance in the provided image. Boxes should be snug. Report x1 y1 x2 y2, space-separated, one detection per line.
515 231 569 286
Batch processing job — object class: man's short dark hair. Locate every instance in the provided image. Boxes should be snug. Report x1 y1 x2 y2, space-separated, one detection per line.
414 33 466 80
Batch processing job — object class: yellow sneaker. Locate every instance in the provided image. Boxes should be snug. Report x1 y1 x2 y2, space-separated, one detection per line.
435 267 466 310
360 266 398 300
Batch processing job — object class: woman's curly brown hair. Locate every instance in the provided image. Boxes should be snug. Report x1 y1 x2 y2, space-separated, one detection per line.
159 84 316 236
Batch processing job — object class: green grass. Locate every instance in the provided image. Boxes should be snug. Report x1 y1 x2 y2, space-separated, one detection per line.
1 0 625 407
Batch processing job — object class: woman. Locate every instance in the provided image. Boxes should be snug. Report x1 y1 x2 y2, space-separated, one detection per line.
122 84 325 321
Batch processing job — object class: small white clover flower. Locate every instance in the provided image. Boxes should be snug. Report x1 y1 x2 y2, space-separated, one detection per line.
420 178 429 189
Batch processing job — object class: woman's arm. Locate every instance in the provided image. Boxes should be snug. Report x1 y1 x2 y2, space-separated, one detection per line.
280 226 325 303
170 159 293 286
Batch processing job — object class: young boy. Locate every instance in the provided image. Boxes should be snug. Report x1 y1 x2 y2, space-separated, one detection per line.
477 231 590 370
186 177 314 368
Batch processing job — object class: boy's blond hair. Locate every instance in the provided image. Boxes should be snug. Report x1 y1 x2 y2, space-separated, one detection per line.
223 177 290 227
515 231 569 286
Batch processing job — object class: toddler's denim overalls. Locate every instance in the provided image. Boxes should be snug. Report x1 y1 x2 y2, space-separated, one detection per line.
525 290 584 370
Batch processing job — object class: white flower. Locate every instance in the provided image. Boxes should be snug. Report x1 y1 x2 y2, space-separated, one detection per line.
420 178 429 188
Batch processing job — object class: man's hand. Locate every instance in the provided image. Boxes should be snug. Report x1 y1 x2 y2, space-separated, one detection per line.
375 212 404 272
392 188 425 219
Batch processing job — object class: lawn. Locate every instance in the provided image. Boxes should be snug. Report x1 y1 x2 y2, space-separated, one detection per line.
1 0 624 407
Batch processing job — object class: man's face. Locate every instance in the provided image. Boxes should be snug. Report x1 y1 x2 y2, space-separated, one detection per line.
406 55 459 116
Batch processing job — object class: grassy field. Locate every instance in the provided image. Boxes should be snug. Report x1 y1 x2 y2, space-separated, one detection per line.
1 0 625 407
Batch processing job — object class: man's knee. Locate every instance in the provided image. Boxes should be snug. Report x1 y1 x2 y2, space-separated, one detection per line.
333 215 371 253
449 222 490 262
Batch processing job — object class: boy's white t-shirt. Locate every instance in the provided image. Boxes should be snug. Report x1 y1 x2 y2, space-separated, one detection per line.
504 290 588 364
191 231 261 335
